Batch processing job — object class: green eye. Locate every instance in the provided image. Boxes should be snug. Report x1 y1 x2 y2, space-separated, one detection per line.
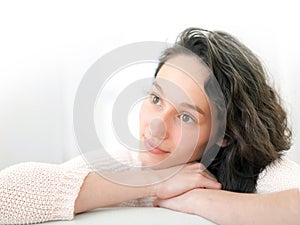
180 113 195 124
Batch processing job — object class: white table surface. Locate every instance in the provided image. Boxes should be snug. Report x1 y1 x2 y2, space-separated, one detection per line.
46 207 216 225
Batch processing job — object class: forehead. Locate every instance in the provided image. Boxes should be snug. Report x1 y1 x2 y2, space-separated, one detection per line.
155 55 211 115
161 54 211 85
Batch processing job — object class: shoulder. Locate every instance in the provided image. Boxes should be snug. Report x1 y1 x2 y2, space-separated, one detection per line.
256 157 300 193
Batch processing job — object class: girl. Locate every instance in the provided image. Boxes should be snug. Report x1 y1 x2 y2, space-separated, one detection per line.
1 27 299 225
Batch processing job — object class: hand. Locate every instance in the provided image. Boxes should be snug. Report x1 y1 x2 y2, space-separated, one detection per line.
153 162 221 199
153 188 202 215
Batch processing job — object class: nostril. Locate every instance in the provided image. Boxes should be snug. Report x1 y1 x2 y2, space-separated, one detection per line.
149 118 167 139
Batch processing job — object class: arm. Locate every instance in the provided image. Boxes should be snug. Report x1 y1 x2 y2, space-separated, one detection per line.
74 171 153 213
0 156 220 224
0 158 91 224
154 188 300 225
74 162 221 213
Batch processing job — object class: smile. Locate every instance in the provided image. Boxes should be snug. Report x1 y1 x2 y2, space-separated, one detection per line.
144 139 170 155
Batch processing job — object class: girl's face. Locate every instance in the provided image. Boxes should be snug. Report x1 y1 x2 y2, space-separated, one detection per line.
139 55 212 168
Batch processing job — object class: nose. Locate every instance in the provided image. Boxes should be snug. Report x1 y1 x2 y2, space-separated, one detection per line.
148 118 167 140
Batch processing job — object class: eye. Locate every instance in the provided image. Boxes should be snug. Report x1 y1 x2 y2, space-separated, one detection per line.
179 113 196 124
150 93 162 106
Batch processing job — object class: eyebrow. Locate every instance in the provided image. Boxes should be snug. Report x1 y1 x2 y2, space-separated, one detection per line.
151 81 205 115
152 81 164 94
180 102 205 115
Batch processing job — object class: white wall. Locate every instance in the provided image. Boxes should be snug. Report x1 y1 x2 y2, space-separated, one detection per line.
0 0 299 169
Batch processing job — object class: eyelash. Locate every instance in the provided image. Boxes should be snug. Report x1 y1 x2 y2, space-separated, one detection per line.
148 92 197 124
179 112 197 124
150 92 162 106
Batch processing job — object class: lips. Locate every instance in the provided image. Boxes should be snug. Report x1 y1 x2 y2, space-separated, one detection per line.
144 139 170 154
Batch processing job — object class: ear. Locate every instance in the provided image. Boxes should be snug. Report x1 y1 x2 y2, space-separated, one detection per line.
216 138 229 147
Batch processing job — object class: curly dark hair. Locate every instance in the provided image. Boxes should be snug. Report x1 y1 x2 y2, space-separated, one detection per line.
154 27 292 193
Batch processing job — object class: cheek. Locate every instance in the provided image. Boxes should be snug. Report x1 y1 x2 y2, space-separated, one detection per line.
177 129 199 149
139 101 150 137
176 125 211 157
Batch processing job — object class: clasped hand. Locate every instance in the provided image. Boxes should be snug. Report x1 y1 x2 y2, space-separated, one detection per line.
153 162 221 199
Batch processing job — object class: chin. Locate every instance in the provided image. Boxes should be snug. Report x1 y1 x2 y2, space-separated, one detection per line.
138 153 168 169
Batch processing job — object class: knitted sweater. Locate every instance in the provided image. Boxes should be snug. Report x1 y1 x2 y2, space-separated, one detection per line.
1 155 300 224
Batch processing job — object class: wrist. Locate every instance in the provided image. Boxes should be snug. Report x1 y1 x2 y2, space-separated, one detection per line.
182 189 206 215
139 169 166 198
147 183 158 197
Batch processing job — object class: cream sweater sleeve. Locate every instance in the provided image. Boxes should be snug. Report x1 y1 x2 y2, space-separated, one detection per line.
256 157 300 193
0 156 92 225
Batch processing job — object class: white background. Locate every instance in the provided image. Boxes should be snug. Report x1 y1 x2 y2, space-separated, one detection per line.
0 0 299 169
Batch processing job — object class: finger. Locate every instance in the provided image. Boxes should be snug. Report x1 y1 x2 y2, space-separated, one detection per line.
196 163 219 182
199 163 206 171
153 198 173 209
186 162 204 171
153 198 160 207
188 163 218 182
185 163 220 187
188 163 211 174
196 174 222 189
153 197 189 213
200 170 218 182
